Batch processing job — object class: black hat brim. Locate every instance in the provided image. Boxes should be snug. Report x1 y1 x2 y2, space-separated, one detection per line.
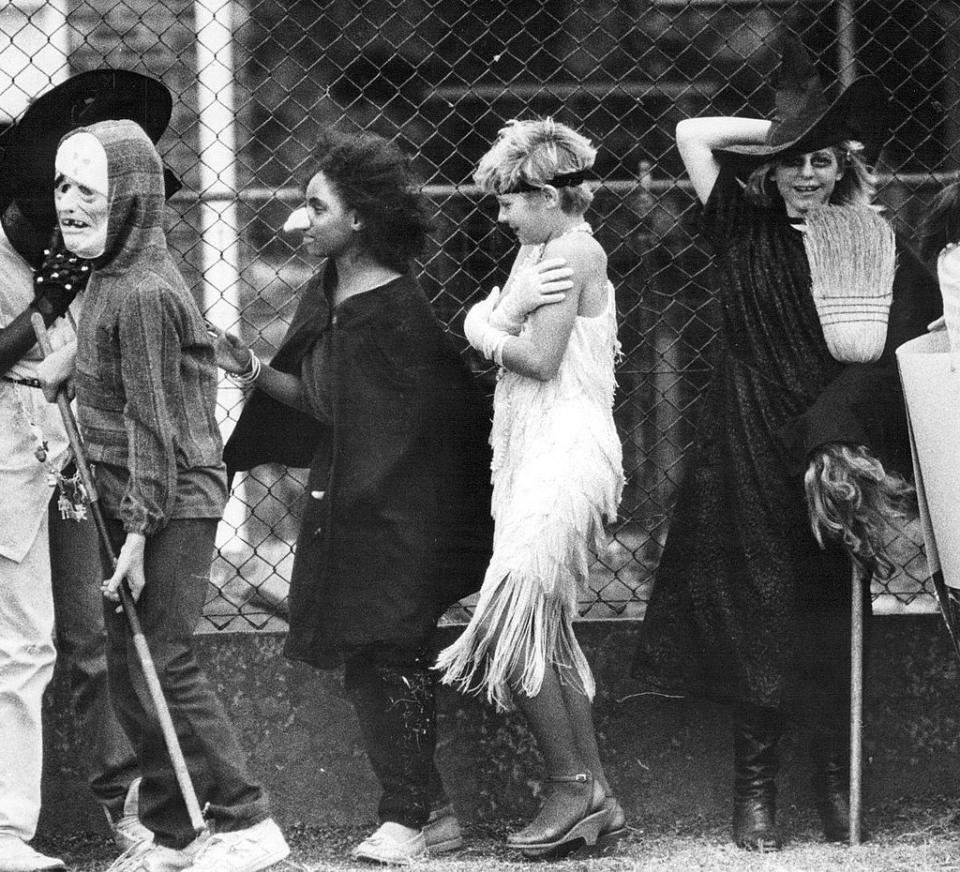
715 76 890 169
0 69 173 227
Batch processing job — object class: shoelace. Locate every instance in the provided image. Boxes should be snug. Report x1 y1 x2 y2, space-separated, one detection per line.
190 833 266 870
107 841 154 872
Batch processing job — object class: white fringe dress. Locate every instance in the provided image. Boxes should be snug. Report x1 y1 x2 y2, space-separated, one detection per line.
436 237 624 710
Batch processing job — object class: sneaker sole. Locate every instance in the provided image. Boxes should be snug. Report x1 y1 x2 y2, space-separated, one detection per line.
425 836 463 853
350 849 426 865
227 845 291 872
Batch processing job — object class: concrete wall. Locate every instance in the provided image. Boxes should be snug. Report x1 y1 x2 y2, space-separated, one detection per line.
39 616 960 836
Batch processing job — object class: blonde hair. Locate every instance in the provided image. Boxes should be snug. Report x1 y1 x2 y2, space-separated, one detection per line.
473 117 597 214
744 140 875 209
804 443 917 579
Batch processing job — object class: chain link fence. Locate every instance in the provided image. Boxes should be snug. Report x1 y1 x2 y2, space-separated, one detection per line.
4 0 956 630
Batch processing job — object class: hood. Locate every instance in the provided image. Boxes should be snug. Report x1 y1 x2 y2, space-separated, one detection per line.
67 119 168 274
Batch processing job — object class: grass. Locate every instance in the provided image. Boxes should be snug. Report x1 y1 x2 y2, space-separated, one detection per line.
41 797 960 872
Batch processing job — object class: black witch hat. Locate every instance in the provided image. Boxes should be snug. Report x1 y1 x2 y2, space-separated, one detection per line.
0 69 180 237
717 36 890 167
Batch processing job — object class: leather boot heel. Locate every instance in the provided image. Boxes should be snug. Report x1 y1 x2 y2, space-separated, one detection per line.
813 760 864 842
577 796 628 857
508 772 606 856
732 705 784 852
596 797 628 850
734 794 781 851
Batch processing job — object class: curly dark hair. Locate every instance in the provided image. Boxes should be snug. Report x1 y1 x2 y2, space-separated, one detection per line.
304 130 432 271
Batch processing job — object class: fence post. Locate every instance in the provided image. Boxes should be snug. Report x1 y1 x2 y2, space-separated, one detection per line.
194 0 247 557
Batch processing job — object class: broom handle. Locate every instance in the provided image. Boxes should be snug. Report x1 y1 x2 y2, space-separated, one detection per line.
31 314 207 835
849 559 866 846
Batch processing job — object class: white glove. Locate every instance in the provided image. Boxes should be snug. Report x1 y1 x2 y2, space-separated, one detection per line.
464 292 510 365
489 257 573 333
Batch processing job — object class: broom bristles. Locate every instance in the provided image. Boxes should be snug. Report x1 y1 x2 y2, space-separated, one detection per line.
804 205 896 363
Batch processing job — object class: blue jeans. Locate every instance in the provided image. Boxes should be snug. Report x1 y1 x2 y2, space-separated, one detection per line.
48 500 139 819
103 518 268 848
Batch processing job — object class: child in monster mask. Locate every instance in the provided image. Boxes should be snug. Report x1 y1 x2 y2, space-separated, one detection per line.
51 120 289 872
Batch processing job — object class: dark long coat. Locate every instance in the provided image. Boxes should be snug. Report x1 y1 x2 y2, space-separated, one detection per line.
631 166 942 715
225 266 494 667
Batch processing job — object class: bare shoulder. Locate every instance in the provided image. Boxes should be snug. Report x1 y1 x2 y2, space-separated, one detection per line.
543 231 607 276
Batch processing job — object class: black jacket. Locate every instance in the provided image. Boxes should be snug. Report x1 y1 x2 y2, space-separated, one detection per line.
225 267 494 666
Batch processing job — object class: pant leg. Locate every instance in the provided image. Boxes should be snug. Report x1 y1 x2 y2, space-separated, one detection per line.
103 518 269 848
48 502 138 819
344 646 438 830
0 513 56 841
427 762 450 810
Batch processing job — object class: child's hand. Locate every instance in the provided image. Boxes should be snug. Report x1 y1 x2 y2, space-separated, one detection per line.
37 340 77 403
491 258 572 333
207 322 253 375
102 532 147 606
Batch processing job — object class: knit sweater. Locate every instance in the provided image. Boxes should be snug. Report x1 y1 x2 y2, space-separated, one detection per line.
72 119 225 534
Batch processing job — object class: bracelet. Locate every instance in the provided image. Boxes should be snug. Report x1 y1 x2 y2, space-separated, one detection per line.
227 350 261 386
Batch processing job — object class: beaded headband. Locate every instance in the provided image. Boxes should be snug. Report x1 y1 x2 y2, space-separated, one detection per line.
502 169 589 194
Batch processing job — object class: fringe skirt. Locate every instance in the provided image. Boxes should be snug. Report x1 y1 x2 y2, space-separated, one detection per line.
435 439 620 711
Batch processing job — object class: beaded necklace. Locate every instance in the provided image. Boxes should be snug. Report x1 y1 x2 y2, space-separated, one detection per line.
10 382 88 520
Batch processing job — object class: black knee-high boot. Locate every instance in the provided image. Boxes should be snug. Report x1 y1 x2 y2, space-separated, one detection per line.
344 649 438 830
811 753 850 842
810 725 861 842
733 704 784 851
802 621 862 843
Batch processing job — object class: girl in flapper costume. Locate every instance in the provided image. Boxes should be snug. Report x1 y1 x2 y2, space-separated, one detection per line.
436 118 626 858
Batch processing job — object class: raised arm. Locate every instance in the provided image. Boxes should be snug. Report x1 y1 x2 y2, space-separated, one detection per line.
676 117 772 204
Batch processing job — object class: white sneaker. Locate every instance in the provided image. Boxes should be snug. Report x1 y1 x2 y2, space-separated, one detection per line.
0 838 64 872
185 819 289 872
109 777 154 851
351 822 426 865
105 838 203 872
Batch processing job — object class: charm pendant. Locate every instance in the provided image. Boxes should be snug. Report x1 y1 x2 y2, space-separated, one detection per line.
56 469 88 522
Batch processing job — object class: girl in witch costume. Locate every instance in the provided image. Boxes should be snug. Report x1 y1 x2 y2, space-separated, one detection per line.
217 131 500 866
435 118 625 859
630 37 941 850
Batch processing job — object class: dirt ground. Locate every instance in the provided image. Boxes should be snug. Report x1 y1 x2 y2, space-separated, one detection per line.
44 796 960 872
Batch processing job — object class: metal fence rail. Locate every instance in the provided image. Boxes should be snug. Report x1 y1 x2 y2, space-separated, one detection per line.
4 0 956 630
